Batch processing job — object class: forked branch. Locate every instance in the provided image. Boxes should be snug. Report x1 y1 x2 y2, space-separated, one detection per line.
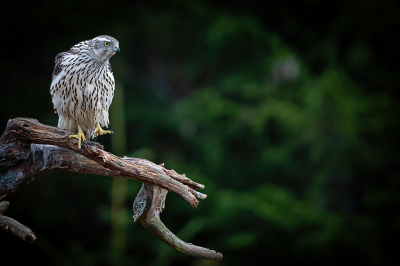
0 118 222 260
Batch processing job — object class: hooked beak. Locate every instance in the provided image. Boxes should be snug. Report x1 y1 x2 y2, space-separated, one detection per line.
115 47 120 54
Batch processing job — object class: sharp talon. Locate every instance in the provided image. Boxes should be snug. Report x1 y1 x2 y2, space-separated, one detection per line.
94 137 98 142
93 122 112 138
110 130 114 134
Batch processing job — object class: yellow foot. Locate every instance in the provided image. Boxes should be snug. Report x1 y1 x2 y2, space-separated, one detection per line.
69 124 87 149
93 122 113 140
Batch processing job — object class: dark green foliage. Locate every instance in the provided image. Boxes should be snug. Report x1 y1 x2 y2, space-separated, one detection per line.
1 0 399 265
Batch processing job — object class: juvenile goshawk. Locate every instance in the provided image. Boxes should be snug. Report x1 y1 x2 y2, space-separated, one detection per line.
50 35 120 148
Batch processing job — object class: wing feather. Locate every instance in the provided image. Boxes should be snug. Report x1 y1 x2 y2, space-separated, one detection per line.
52 52 67 79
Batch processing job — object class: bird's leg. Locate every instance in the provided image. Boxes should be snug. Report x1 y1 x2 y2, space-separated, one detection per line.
93 122 113 139
69 124 87 149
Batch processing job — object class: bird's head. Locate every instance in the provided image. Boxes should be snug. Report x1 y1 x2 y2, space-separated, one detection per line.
91 35 120 62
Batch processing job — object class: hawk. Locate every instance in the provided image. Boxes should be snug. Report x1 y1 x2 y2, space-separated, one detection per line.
50 35 120 148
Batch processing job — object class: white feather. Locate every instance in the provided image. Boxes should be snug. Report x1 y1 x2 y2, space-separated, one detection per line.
50 41 116 139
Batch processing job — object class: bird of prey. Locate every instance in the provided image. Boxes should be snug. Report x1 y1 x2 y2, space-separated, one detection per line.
50 35 120 149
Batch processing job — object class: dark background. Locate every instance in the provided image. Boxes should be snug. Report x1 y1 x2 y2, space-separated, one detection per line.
1 0 399 265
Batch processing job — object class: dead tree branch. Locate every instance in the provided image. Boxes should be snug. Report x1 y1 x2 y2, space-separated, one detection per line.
0 201 36 243
0 117 222 260
133 184 223 260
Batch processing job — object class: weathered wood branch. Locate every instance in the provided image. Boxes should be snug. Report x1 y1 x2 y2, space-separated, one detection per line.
0 118 222 260
133 184 223 260
0 201 36 243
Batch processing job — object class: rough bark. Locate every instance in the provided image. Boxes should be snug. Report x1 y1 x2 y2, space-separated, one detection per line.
0 201 36 243
133 184 223 260
0 117 222 260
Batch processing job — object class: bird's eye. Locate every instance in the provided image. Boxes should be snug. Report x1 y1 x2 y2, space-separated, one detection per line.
104 42 110 47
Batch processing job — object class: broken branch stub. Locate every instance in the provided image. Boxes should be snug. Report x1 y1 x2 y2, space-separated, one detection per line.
0 201 36 243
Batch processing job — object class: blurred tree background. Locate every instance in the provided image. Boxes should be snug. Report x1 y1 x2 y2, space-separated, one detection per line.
1 0 399 265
